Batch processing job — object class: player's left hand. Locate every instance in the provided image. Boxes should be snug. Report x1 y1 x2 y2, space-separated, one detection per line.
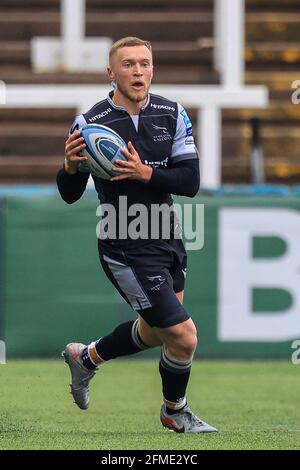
110 141 153 183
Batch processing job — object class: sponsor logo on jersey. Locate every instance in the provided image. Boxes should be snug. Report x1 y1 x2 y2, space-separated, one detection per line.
180 109 193 137
144 157 169 168
150 103 175 112
89 108 112 122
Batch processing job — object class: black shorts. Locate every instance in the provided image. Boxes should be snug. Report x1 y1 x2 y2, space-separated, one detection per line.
98 239 189 328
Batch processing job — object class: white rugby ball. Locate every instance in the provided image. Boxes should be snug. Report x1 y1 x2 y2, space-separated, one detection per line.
81 124 128 179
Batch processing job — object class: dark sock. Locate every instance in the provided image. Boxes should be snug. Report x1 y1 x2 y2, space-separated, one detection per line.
159 347 192 411
95 319 149 361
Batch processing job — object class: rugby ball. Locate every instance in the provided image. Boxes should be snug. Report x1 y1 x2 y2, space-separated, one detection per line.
81 124 128 179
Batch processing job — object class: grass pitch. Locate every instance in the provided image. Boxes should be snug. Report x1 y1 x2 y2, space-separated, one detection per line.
0 359 299 450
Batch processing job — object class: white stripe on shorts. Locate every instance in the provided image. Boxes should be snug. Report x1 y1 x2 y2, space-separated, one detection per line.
103 254 152 310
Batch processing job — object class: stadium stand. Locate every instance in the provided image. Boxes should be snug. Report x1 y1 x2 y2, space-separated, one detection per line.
0 0 299 183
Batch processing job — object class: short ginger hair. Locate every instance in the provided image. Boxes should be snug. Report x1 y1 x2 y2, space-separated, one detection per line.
109 37 152 63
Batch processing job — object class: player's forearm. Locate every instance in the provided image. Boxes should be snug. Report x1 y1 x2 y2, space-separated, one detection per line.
56 166 89 204
148 159 200 197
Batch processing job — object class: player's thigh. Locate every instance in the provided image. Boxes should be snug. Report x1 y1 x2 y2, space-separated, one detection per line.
99 255 189 330
138 291 184 346
137 284 183 346
134 269 190 329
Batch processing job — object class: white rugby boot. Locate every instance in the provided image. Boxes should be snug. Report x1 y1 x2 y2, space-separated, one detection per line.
62 342 98 410
160 404 218 433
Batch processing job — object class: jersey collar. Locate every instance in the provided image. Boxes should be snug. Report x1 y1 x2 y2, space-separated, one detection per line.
107 91 150 113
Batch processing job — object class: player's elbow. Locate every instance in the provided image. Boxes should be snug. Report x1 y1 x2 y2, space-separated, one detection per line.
63 196 79 204
185 185 199 198
56 187 79 204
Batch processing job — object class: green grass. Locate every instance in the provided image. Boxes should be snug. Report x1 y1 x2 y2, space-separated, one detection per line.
0 359 299 450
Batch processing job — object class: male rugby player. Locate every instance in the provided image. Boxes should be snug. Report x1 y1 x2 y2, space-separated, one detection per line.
57 37 217 433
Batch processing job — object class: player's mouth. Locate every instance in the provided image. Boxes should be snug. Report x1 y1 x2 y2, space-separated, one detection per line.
131 81 144 90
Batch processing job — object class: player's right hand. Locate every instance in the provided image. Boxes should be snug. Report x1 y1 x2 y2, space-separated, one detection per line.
64 130 87 174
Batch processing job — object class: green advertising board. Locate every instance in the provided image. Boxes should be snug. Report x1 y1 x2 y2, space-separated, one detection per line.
3 190 300 359
0 198 5 363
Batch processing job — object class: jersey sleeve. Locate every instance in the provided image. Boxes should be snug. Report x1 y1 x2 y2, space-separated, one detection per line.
170 103 199 165
69 114 90 174
69 114 87 135
56 113 90 203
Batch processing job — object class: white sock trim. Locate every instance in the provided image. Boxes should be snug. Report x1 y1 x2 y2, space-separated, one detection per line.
164 396 187 411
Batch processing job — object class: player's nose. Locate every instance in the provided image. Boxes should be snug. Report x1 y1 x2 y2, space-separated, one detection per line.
133 64 143 75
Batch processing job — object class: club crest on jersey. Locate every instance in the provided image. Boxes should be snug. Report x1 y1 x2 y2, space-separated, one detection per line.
152 123 171 142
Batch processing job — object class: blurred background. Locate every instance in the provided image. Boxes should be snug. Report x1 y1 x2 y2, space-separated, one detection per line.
0 0 300 361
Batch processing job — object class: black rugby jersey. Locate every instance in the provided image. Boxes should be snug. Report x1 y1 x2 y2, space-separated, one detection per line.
57 91 200 246
58 91 199 205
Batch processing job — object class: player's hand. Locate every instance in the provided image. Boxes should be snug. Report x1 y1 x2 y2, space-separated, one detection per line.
110 141 153 183
64 130 88 175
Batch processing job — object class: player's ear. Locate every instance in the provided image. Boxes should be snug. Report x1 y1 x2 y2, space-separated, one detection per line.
107 67 115 81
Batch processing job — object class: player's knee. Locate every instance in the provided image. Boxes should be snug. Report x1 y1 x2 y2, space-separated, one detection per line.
168 337 196 360
181 333 198 358
167 320 198 359
182 320 198 352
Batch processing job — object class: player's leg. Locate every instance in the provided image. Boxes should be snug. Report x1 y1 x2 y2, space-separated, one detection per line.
155 315 197 409
137 292 184 348
156 288 196 362
154 241 197 409
85 244 184 363
138 315 162 347
151 302 217 433
152 305 197 413
122 290 185 350
63 255 161 410
149 239 217 433
156 316 197 360
137 285 216 433
86 257 161 362
136 293 184 348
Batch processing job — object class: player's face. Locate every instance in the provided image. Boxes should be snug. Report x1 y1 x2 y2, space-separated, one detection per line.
108 46 153 104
